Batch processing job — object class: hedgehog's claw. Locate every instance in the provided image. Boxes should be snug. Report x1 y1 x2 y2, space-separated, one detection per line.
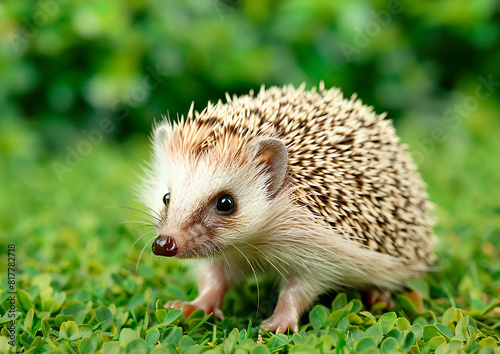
260 313 299 334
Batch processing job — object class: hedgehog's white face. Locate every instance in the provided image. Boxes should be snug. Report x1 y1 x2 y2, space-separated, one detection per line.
148 128 289 260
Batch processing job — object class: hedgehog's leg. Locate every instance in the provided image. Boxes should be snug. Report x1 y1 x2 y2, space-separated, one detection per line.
260 277 316 334
166 261 228 319
364 288 395 310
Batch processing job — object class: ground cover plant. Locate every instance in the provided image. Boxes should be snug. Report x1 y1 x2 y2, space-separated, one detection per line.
1 108 499 353
1 0 500 352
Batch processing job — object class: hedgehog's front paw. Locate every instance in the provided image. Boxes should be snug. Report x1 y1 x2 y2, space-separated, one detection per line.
165 300 224 319
261 313 299 334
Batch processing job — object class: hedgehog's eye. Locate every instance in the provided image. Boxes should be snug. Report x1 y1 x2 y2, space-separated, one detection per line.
162 193 170 207
216 195 235 213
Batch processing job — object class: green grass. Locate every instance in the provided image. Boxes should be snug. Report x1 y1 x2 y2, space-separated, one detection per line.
1 111 499 353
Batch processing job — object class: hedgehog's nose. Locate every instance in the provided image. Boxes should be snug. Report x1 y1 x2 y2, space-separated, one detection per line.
152 235 178 257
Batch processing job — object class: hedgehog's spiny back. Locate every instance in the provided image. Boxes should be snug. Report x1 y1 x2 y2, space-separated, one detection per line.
182 84 435 264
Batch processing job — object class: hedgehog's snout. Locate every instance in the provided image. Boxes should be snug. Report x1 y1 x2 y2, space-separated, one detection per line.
152 235 178 257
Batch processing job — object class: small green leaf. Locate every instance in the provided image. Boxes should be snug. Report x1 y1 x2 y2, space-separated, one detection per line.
96 307 114 331
27 336 44 351
186 309 205 326
448 338 464 350
435 323 454 339
62 301 92 325
332 293 347 310
239 338 257 351
251 345 271 354
428 336 447 350
119 328 138 346
1 326 9 338
365 323 383 345
289 344 317 353
326 310 347 327
164 326 182 345
380 337 399 354
339 302 354 313
24 308 34 329
378 312 397 334
101 341 122 354
346 313 363 325
381 337 399 353
410 324 423 340
337 317 349 332
17 290 33 311
319 334 333 352
52 292 66 313
359 311 377 324
38 311 50 320
441 307 458 326
292 332 305 345
178 335 196 351
387 328 403 345
55 314 75 328
78 324 93 338
146 329 160 347
162 309 183 325
423 325 440 342
238 329 247 343
466 325 477 341
142 311 149 335
309 305 329 331
79 335 99 354
156 299 164 311
43 298 55 313
396 317 411 331
350 329 365 342
41 318 51 338
478 337 497 347
371 301 389 313
417 340 429 354
349 300 363 314
156 309 167 323
225 328 239 354
60 321 80 341
455 316 470 340
401 330 416 352
356 337 377 351
267 334 290 349
126 339 148 353
151 344 177 354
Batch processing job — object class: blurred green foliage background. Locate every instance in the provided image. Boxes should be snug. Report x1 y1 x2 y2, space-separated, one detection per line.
1 0 499 152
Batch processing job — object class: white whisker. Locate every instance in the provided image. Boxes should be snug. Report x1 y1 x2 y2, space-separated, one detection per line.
137 235 158 273
231 244 260 317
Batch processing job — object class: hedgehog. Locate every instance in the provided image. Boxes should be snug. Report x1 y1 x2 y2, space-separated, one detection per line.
140 83 436 333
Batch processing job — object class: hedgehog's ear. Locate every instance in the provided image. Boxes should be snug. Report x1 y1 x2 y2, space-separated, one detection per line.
248 137 288 197
153 125 169 152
